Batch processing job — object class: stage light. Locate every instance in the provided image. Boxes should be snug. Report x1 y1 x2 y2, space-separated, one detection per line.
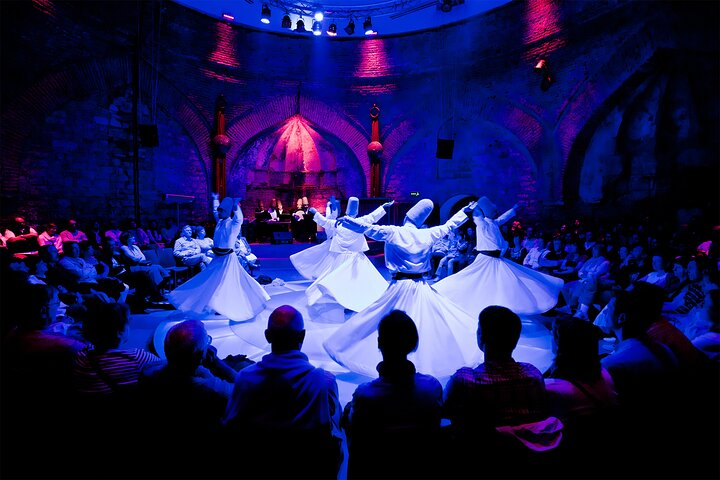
344 18 355 35
440 0 453 13
312 20 322 36
534 59 547 72
260 3 271 24
281 13 292 29
363 17 373 35
327 23 337 36
314 11 324 22
295 19 308 33
221 12 234 21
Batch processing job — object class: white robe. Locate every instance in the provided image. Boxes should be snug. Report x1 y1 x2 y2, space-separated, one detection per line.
434 208 563 317
305 206 389 312
323 207 484 378
168 207 270 321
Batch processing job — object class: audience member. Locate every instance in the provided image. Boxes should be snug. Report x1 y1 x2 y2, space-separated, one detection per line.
104 218 123 243
60 218 89 244
342 310 443 479
222 305 343 479
138 320 237 477
160 217 179 246
37 222 64 254
443 305 561 478
118 230 170 302
173 224 211 271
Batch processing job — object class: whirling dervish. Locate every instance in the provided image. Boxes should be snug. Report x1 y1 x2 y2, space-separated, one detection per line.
289 196 340 281
304 197 394 313
323 198 484 379
168 194 270 322
433 196 563 318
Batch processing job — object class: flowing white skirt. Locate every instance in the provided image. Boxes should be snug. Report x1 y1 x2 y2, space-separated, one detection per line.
289 241 333 280
306 252 388 312
434 253 564 318
323 279 484 378
168 254 270 322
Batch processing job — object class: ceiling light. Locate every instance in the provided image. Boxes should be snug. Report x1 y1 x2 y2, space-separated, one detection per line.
312 20 322 36
281 13 292 29
314 11 324 22
260 3 271 24
440 0 453 13
327 23 337 36
221 12 234 22
363 17 375 35
295 19 308 33
344 18 355 35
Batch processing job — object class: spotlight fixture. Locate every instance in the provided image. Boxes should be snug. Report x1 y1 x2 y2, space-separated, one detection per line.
314 11 324 22
344 18 355 35
363 17 375 35
221 12 234 21
281 13 292 29
327 23 337 36
312 20 322 36
533 59 553 91
295 18 308 33
260 3 271 24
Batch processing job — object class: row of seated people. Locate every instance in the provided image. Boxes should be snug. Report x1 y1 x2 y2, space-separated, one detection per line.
1 275 717 479
0 215 184 254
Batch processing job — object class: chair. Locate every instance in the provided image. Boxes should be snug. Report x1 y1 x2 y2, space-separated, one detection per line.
156 248 189 289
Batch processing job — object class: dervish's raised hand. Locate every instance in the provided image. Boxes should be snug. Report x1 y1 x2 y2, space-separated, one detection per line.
382 200 395 211
464 201 478 214
308 207 318 216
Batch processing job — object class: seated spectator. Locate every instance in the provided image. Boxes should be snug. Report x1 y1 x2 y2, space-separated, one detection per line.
522 236 548 270
138 320 237 478
173 224 211 271
70 302 161 475
37 222 64 254
443 305 561 478
342 310 443 479
1 283 89 478
118 231 170 302
434 229 469 280
160 217 179 246
551 239 586 282
195 225 214 259
79 240 129 303
560 244 611 320
537 236 566 274
637 252 672 291
234 234 259 275
104 218 123 243
4 216 39 253
60 218 89 244
57 241 116 303
504 228 528 265
125 218 151 249
87 220 104 248
222 305 343 479
144 219 165 249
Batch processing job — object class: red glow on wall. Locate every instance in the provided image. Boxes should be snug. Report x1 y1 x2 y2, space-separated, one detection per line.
354 39 392 78
270 115 322 173
522 0 563 46
32 0 57 17
209 22 240 68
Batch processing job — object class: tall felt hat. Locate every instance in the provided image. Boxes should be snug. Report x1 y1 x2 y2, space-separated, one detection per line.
476 196 498 218
218 197 235 213
404 199 434 227
346 197 360 217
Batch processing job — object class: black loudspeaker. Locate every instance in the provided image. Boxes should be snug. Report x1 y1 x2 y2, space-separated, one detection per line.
436 138 454 159
139 124 159 147
272 231 293 244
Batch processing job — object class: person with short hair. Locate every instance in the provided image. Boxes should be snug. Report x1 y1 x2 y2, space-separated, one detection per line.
342 310 444 478
222 305 343 479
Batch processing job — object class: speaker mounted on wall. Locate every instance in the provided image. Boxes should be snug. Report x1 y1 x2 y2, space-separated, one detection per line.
436 138 455 159
138 124 159 147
